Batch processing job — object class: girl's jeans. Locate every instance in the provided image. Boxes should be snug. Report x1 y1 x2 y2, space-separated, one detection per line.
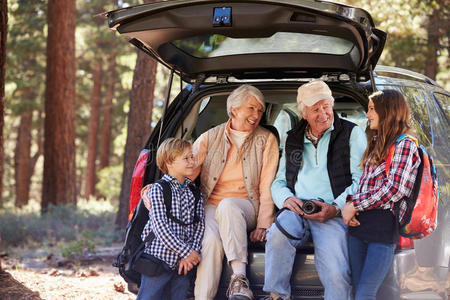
348 234 396 300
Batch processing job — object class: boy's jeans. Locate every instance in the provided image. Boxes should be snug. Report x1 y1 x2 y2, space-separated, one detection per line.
263 209 352 300
349 235 395 300
136 268 192 300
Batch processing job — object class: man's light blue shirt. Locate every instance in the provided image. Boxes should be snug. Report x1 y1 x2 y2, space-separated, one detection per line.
271 122 367 209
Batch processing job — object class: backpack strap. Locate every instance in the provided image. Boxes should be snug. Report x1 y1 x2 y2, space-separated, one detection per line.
156 179 201 226
157 179 173 212
384 135 421 226
188 183 202 224
385 134 418 176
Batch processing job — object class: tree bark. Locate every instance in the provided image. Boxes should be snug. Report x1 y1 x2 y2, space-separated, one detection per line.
0 0 7 208
14 111 33 207
115 50 156 230
424 9 439 80
84 61 103 199
31 113 44 174
42 0 77 212
99 56 116 171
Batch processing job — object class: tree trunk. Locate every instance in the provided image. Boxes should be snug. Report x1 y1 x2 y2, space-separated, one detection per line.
115 50 156 230
31 112 44 173
99 56 115 171
42 0 77 212
424 9 439 80
14 111 33 207
0 0 7 208
84 61 103 199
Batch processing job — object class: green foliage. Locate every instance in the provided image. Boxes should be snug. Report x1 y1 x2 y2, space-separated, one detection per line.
96 164 123 201
0 200 121 255
2 0 140 206
58 230 97 259
2 0 448 210
6 0 47 114
341 0 449 87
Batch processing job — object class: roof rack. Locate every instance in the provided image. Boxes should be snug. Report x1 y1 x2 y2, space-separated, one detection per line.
374 65 440 87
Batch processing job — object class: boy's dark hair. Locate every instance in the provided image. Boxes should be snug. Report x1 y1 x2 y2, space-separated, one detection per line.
156 138 191 173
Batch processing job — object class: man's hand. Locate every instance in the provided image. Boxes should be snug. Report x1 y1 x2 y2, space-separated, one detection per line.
303 201 337 222
283 196 304 215
250 228 267 242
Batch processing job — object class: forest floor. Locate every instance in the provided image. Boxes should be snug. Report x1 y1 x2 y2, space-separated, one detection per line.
1 245 449 300
0 245 135 300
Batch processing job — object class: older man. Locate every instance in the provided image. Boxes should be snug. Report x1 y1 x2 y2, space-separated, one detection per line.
263 80 367 300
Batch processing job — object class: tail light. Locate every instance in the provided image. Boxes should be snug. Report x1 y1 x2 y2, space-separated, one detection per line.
128 149 150 221
397 235 414 250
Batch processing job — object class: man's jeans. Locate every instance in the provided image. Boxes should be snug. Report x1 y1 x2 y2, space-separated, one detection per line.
348 235 395 300
263 209 352 300
136 269 192 300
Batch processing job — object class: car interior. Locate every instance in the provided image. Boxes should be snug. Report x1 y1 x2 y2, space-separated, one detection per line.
182 90 368 152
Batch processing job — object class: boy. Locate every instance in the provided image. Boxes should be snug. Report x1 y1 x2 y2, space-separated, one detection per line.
136 138 205 300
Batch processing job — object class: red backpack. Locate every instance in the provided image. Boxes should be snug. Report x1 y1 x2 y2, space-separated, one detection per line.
385 134 439 240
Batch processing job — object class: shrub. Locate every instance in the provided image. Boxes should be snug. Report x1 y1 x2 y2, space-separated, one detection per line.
59 230 97 259
0 199 121 256
96 165 123 201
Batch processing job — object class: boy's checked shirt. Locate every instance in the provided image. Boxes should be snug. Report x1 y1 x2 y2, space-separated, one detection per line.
141 174 205 269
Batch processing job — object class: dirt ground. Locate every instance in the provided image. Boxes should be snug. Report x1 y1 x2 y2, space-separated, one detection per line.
1 246 449 300
0 246 135 300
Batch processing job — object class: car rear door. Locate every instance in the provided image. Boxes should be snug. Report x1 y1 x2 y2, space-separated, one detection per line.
106 0 386 83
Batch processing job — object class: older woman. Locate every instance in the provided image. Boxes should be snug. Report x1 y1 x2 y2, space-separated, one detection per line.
192 85 279 300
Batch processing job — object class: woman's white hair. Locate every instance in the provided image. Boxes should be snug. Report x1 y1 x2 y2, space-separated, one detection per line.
226 84 265 118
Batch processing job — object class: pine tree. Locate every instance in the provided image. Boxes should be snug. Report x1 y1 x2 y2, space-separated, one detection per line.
42 0 77 211
0 0 6 208
116 49 157 229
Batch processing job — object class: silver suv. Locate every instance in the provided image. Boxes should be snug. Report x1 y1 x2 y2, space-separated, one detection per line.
107 1 449 299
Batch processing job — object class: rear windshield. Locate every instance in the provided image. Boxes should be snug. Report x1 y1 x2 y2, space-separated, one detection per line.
172 32 356 58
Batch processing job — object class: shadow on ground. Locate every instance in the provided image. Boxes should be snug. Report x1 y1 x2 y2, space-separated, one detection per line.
0 270 41 300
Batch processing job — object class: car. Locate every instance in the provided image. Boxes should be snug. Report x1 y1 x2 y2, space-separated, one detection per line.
106 1 450 299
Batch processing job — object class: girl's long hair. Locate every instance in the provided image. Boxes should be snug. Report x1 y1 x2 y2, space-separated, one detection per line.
361 89 413 165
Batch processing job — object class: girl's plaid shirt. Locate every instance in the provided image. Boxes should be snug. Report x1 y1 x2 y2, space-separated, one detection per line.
141 174 205 269
348 137 421 220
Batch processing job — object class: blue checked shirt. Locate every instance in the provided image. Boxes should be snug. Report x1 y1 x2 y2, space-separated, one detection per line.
141 174 205 269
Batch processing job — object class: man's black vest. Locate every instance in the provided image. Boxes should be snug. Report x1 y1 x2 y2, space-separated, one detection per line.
285 112 357 199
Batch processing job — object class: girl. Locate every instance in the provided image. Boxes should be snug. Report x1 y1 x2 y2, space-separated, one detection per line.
342 89 421 300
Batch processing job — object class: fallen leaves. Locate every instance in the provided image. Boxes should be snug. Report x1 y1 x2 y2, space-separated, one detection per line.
114 282 125 293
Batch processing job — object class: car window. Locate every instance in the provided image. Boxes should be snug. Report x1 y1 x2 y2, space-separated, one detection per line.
191 90 367 149
198 97 211 114
191 95 229 139
334 97 368 131
273 108 295 149
433 93 450 122
424 91 449 164
172 32 357 58
271 96 367 150
379 86 432 147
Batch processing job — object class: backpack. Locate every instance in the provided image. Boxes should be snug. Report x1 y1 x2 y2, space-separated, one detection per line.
113 179 201 289
385 134 439 240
